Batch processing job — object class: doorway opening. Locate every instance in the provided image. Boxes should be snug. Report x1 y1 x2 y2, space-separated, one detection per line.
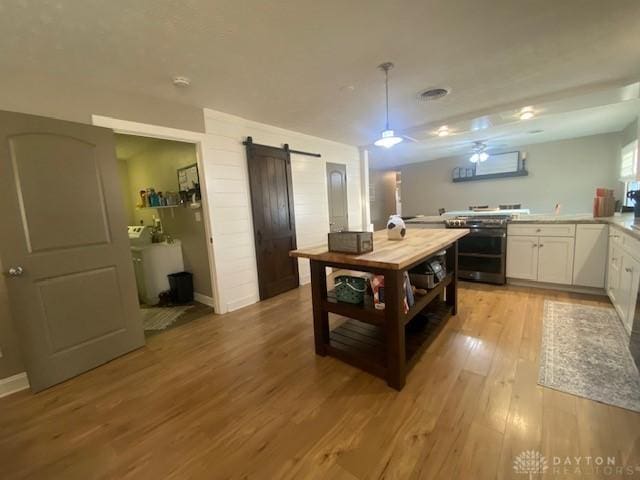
115 134 215 335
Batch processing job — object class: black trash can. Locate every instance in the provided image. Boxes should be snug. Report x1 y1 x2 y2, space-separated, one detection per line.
168 271 193 304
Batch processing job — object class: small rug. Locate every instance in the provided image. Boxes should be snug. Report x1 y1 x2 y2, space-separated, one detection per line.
141 306 192 331
538 300 640 412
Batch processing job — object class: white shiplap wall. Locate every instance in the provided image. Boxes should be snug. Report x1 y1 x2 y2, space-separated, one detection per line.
202 109 363 313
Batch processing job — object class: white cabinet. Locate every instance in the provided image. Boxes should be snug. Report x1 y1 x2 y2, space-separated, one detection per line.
537 236 575 285
620 254 640 335
506 236 539 280
606 228 640 336
573 224 608 288
507 224 575 285
607 241 623 313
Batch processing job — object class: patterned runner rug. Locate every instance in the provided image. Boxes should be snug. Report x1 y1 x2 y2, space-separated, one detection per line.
538 300 640 412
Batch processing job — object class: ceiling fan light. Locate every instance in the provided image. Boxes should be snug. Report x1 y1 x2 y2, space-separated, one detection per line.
470 153 479 163
437 126 450 137
479 152 489 162
374 129 403 148
519 107 535 120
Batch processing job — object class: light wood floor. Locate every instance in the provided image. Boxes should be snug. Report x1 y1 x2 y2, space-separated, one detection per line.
1 283 639 479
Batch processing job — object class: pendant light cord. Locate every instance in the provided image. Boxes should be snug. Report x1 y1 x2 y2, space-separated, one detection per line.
379 62 394 131
384 67 389 130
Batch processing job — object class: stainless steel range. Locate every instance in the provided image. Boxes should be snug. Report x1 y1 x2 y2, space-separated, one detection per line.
445 214 509 284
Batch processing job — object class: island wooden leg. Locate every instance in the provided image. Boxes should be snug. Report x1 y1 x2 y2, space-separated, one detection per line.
384 269 406 390
446 241 458 315
310 260 329 356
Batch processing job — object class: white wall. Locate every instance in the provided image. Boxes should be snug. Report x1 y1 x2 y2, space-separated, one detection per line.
400 133 622 216
202 109 363 313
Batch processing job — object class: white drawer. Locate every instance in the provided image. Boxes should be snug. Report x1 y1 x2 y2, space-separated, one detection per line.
508 223 576 237
609 229 623 246
622 232 640 256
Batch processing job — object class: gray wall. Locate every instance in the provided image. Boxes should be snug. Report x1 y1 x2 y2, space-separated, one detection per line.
369 170 398 230
621 118 639 146
400 133 623 216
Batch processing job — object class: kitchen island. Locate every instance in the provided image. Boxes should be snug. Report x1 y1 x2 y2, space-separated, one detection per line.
290 228 469 390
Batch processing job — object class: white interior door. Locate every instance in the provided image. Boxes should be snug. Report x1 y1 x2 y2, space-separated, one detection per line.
326 162 349 232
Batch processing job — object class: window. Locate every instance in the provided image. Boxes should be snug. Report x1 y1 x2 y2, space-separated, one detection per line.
624 180 640 207
620 140 639 181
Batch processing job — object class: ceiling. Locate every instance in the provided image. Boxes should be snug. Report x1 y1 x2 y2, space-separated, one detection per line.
370 84 640 169
2 1 640 152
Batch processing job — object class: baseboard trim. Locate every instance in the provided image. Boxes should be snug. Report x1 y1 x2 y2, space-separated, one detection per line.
507 278 607 296
0 372 29 398
194 292 215 308
227 293 260 312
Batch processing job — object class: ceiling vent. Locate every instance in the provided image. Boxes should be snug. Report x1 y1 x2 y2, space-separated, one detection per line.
417 87 450 103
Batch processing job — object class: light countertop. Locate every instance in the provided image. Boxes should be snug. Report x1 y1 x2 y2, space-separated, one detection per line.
406 212 640 240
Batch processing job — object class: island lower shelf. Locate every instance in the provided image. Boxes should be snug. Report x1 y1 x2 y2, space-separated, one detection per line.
325 272 453 327
327 299 452 379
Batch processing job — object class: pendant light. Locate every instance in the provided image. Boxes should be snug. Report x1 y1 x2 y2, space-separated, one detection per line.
374 62 403 148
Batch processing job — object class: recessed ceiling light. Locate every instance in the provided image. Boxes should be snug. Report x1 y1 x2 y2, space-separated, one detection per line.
519 106 535 120
172 76 191 87
417 87 450 103
436 125 450 137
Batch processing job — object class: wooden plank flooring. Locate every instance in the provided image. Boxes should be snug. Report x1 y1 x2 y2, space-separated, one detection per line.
0 283 639 479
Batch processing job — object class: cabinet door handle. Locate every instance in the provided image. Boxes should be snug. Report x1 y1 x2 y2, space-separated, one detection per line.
536 228 541 233
625 267 633 273
539 244 544 247
532 244 538 248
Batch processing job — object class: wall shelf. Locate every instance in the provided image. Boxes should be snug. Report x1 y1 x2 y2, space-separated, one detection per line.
452 169 528 183
137 205 182 210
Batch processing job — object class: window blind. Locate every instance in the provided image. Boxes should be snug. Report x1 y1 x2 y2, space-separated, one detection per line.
620 140 639 181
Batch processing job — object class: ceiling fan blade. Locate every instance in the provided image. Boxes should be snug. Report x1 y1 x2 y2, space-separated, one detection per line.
402 135 419 143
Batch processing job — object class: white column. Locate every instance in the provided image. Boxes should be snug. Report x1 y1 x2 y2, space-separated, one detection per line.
359 147 372 231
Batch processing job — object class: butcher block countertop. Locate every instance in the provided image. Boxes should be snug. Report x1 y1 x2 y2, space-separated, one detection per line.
290 228 469 270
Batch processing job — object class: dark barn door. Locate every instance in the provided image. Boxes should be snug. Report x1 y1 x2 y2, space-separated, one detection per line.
246 141 299 300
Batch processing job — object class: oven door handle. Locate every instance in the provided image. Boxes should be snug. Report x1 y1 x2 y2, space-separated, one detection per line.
466 228 506 238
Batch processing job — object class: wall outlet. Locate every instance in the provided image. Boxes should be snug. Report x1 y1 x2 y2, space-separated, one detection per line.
194 211 201 222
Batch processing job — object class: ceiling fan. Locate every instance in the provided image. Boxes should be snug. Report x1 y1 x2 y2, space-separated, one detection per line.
373 62 418 148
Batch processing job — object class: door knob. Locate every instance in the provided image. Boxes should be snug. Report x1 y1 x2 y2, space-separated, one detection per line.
6 266 23 276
